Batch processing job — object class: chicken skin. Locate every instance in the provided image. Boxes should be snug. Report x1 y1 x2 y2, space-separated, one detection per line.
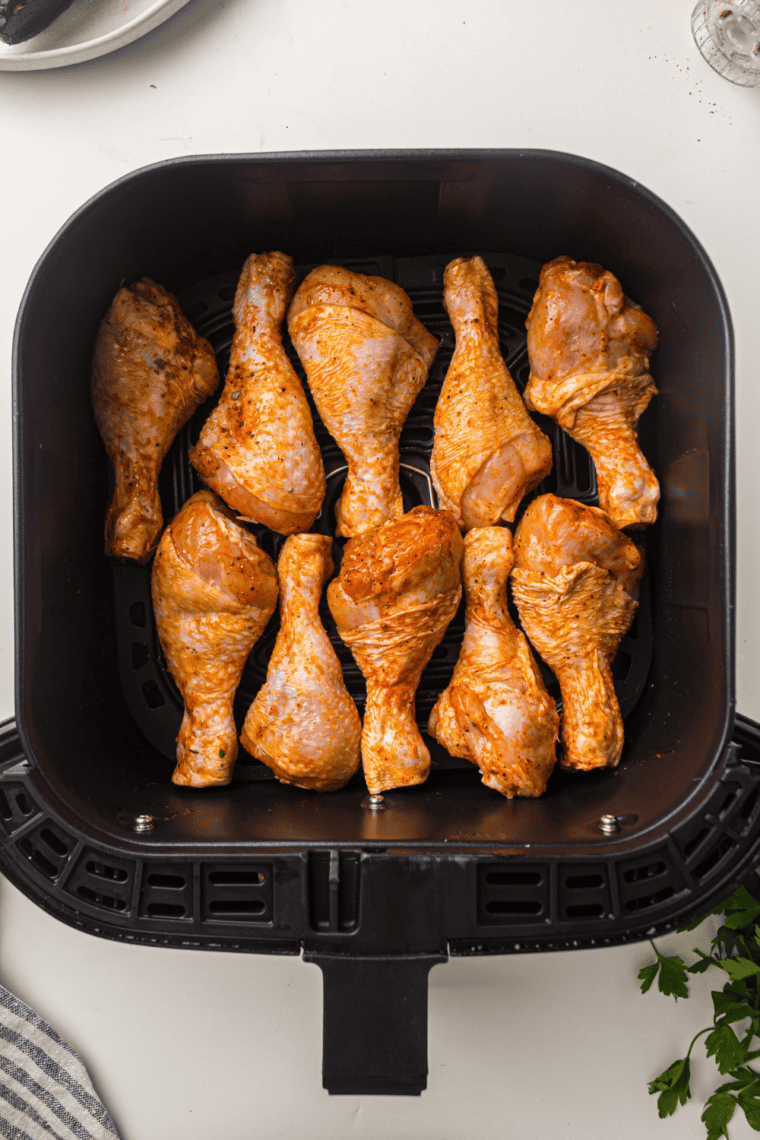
431 257 553 530
511 494 642 772
525 257 659 529
327 506 463 793
288 265 438 537
190 252 325 535
428 527 558 798
240 534 361 791
92 279 219 562
151 491 278 787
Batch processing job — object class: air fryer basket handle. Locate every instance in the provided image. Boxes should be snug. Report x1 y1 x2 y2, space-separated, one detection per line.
305 953 446 1095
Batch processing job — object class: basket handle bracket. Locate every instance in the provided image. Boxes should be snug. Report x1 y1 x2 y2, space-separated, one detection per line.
304 951 447 1095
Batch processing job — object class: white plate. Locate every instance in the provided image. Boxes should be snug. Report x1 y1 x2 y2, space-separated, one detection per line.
0 0 193 70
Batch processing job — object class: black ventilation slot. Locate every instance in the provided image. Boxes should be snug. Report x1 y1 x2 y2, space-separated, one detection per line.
484 899 541 916
309 851 361 933
208 900 265 916
17 839 57 881
14 821 73 882
86 860 128 882
0 783 39 834
558 864 610 922
565 873 604 890
694 834 736 881
617 848 685 915
566 903 605 918
623 861 666 883
208 870 264 886
625 887 675 913
201 862 272 924
64 848 135 915
141 680 165 710
139 863 193 921
76 887 126 912
518 275 539 295
477 863 549 926
129 601 146 628
145 903 186 918
484 870 542 887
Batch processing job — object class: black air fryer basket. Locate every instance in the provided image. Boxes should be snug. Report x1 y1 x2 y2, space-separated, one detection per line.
6 149 759 1096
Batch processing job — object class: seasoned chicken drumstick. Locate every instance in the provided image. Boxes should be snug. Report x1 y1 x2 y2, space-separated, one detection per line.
512 494 642 771
289 265 438 537
191 252 325 535
431 256 553 530
429 527 558 798
151 491 278 787
525 256 659 529
241 534 361 791
328 506 463 793
92 278 219 562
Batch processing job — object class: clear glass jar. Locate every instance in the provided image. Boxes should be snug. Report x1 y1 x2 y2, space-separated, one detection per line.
692 0 760 86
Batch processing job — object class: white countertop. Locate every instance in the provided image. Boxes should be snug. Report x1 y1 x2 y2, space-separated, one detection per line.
2 2 760 1137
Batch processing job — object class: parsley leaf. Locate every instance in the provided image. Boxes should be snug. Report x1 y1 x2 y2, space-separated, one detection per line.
640 882 760 1138
718 957 760 983
712 991 753 1025
639 943 689 1000
658 953 690 1001
739 1093 760 1130
638 963 658 994
649 1057 691 1117
723 886 760 930
689 948 717 975
702 1090 737 1138
705 1023 747 1074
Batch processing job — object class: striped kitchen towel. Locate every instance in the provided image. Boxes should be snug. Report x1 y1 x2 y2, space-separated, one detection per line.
0 984 120 1139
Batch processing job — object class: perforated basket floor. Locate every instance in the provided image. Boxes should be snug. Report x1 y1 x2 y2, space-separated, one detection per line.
112 251 652 780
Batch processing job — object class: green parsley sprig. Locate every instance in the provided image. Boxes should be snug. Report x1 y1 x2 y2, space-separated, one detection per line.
639 884 760 1138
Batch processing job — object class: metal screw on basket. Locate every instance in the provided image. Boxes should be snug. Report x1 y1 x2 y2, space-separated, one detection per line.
599 814 621 835
132 814 154 833
367 795 385 811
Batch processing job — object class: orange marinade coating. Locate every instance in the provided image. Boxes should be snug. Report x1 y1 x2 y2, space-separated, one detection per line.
191 251 325 535
525 257 659 529
328 505 463 794
512 493 642 772
289 265 438 537
241 533 361 791
92 278 219 563
431 256 553 530
151 491 278 787
429 526 558 798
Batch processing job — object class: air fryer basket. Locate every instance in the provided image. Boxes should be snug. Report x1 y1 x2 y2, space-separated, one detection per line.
6 150 753 1095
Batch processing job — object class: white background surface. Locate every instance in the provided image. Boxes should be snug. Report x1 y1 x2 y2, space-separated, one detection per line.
2 2 760 1137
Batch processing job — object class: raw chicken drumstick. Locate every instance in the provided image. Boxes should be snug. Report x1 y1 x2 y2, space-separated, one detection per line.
511 494 642 772
428 527 558 798
328 506 463 793
431 256 553 530
92 278 219 562
191 252 325 535
525 256 659 529
151 491 278 787
241 533 361 791
288 265 438 537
